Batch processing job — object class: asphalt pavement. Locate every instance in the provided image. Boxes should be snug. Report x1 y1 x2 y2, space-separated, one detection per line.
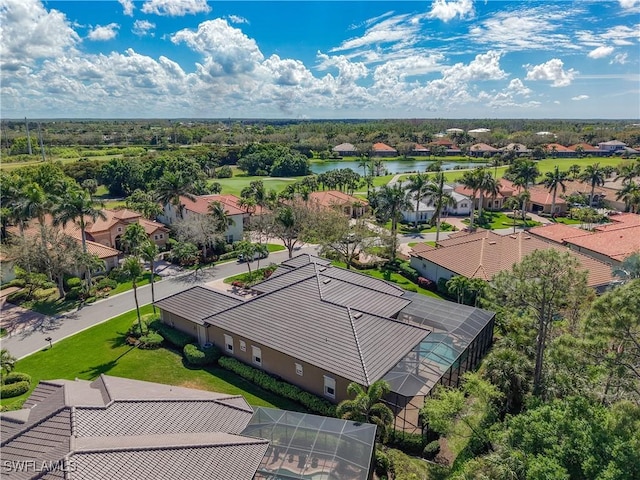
0 245 319 360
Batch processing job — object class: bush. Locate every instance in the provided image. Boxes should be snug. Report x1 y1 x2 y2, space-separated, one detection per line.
218 357 336 417
417 277 436 291
397 263 419 283
7 290 29 304
65 287 83 301
96 278 118 290
92 275 106 284
108 267 129 283
149 319 195 348
65 277 82 289
375 449 390 477
183 343 222 365
386 430 425 456
138 331 164 349
3 372 31 385
218 251 238 261
6 278 26 288
0 381 30 399
437 278 450 296
423 440 441 460
216 165 233 178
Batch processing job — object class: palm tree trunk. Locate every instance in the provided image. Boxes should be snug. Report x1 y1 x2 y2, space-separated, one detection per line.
150 260 156 315
469 194 476 229
133 283 143 334
477 191 484 218
435 211 442 244
550 185 557 218
414 197 420 229
589 184 595 207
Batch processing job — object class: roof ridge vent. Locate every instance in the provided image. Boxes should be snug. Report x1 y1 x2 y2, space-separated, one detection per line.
353 312 363 319
322 278 332 284
347 308 370 386
488 240 497 245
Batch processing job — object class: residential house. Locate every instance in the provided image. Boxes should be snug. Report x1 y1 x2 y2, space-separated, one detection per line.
410 230 614 291
468 128 491 136
156 254 495 433
399 182 471 223
469 143 499 158
499 143 530 156
529 213 640 266
0 374 377 480
598 140 627 153
568 143 601 156
430 139 462 156
545 143 574 158
411 143 430 156
159 194 259 243
499 179 568 215
371 142 397 157
83 209 169 251
453 181 510 212
307 190 369 218
331 142 358 156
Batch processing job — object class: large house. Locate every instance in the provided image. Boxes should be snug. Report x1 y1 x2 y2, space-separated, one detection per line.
469 143 499 157
307 190 369 218
0 375 377 480
83 208 169 251
529 213 640 266
410 230 614 291
398 182 471 224
156 254 495 433
371 142 397 157
331 142 358 156
159 194 260 243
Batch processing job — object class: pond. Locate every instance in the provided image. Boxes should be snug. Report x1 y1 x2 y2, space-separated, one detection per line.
309 159 486 175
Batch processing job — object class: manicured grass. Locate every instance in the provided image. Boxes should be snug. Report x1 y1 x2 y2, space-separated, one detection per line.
211 174 306 197
383 221 456 234
0 305 304 412
553 217 584 225
266 244 286 252
463 211 541 230
407 241 436 248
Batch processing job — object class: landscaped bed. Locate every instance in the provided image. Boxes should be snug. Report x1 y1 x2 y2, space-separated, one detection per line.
0 305 304 412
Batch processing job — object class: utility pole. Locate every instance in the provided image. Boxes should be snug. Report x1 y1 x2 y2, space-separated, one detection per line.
25 117 32 155
38 123 46 162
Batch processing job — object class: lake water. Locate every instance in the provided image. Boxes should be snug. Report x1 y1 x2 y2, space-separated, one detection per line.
309 159 486 175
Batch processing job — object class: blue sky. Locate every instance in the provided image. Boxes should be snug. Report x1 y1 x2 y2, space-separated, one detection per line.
1 0 639 119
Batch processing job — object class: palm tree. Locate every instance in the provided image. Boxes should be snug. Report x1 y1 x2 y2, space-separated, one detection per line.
406 172 430 228
476 169 501 218
616 181 640 213
53 187 106 253
0 349 16 375
208 200 234 240
446 275 470 304
155 171 196 220
543 166 568 218
504 196 521 234
336 380 394 441
376 183 412 262
580 162 606 207
568 164 582 180
460 169 481 229
122 222 148 254
615 162 640 185
482 348 531 416
507 160 539 221
139 240 159 314
20 183 52 278
425 172 456 243
122 256 144 335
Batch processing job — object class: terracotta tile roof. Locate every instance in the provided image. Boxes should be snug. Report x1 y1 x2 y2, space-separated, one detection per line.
138 218 169 235
180 194 249 216
528 223 590 244
413 143 430 152
413 232 613 288
85 241 120 259
564 225 640 262
545 143 573 152
470 143 498 152
85 209 141 233
498 178 567 206
454 185 507 200
308 190 369 209
372 142 397 152
568 143 600 152
410 243 436 254
432 139 455 147
595 213 640 231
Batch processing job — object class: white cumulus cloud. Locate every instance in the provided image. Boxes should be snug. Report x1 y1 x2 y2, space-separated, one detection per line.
588 46 614 58
87 23 119 41
619 0 640 9
427 0 474 22
118 0 134 16
572 94 589 101
227 15 248 24
525 58 576 87
133 20 156 37
141 0 211 17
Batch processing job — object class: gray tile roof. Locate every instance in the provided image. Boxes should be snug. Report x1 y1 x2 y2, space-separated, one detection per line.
0 375 266 480
154 285 242 324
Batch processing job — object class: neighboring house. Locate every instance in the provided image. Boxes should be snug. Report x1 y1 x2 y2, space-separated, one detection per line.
545 143 574 158
398 182 471 223
331 142 358 156
598 140 627 153
468 128 491 136
453 184 508 212
499 143 530 155
468 143 498 157
371 142 397 157
6 217 120 271
529 213 640 266
0 374 377 480
156 254 495 433
568 143 601 156
499 179 567 215
83 209 169 251
430 138 461 156
159 194 258 243
412 143 430 156
410 230 614 291
307 190 369 218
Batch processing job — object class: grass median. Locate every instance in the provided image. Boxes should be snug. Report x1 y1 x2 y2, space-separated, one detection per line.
0 305 304 412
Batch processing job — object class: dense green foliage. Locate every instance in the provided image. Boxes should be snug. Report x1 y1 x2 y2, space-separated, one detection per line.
183 343 222 365
148 319 195 348
1 381 31 399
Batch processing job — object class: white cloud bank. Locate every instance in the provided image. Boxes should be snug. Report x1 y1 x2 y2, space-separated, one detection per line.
141 0 211 17
118 0 134 16
588 46 614 58
87 23 119 41
427 0 474 22
525 59 576 87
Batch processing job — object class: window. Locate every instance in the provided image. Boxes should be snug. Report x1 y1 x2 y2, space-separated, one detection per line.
295 363 303 376
117 227 122 232
224 334 233 353
154 235 158 240
159 234 164 239
252 346 262 366
324 376 336 399
240 340 246 352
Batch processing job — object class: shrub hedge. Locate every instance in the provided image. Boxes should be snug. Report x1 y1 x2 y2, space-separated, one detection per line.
218 251 239 261
0 381 30 399
96 278 118 290
423 440 441 460
138 331 164 349
387 430 425 456
183 344 222 365
218 357 336 417
3 372 31 385
148 320 195 349
374 449 390 477
65 277 82 289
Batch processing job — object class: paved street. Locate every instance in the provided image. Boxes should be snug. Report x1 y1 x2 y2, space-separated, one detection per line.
0 245 320 360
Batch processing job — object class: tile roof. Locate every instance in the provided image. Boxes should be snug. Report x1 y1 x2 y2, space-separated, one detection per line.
308 190 369 209
545 143 573 152
470 143 498 152
0 376 265 480
500 143 530 152
498 178 567 206
568 143 600 152
410 243 436 255
372 142 397 152
155 286 243 325
413 231 613 288
528 223 590 244
563 225 640 262
179 194 247 216
595 213 640 231
413 143 430 152
332 142 357 152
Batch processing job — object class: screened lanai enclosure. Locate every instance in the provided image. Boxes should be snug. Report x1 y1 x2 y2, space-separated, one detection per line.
244 408 377 480
383 292 495 433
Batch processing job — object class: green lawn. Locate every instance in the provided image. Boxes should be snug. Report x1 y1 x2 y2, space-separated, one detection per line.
382 221 456 234
553 216 584 225
0 305 305 412
211 173 307 197
407 241 436 248
266 244 286 253
463 211 541 230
